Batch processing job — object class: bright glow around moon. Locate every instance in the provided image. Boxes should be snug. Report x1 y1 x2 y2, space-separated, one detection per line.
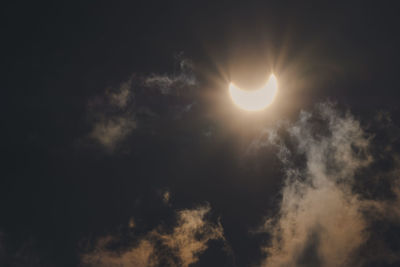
229 74 278 111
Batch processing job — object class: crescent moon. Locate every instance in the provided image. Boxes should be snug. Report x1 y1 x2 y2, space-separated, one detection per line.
229 74 278 111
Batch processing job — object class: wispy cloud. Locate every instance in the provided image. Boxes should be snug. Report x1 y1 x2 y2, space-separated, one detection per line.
87 56 197 151
90 116 136 150
81 204 224 267
161 189 171 205
107 80 132 109
144 71 196 96
87 79 136 151
254 103 400 267
144 54 196 96
81 237 156 267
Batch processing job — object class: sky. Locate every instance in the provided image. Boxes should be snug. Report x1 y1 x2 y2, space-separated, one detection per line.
2 1 400 266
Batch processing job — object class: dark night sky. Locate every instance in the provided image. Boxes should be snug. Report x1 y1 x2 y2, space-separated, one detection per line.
2 1 400 267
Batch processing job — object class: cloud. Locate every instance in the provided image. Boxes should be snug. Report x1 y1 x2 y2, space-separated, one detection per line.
144 55 196 96
107 80 132 108
157 205 224 267
144 72 196 96
90 116 136 150
87 56 197 151
256 103 400 267
162 190 171 205
80 204 224 267
81 237 156 267
88 79 136 150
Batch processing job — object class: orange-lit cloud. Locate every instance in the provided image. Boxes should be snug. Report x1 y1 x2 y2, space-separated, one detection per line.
81 204 224 267
254 103 400 267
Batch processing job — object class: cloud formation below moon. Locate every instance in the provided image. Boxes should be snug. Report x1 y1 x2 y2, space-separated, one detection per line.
80 204 225 267
253 103 400 267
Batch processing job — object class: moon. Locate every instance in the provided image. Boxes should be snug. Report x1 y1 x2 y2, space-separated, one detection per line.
229 74 278 111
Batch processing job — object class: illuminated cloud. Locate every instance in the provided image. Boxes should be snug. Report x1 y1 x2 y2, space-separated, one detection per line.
90 116 136 150
81 204 224 267
162 190 171 205
128 217 136 229
87 78 136 150
144 73 196 96
107 80 132 108
157 205 224 267
81 237 156 267
256 103 400 267
87 56 197 151
144 56 196 96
